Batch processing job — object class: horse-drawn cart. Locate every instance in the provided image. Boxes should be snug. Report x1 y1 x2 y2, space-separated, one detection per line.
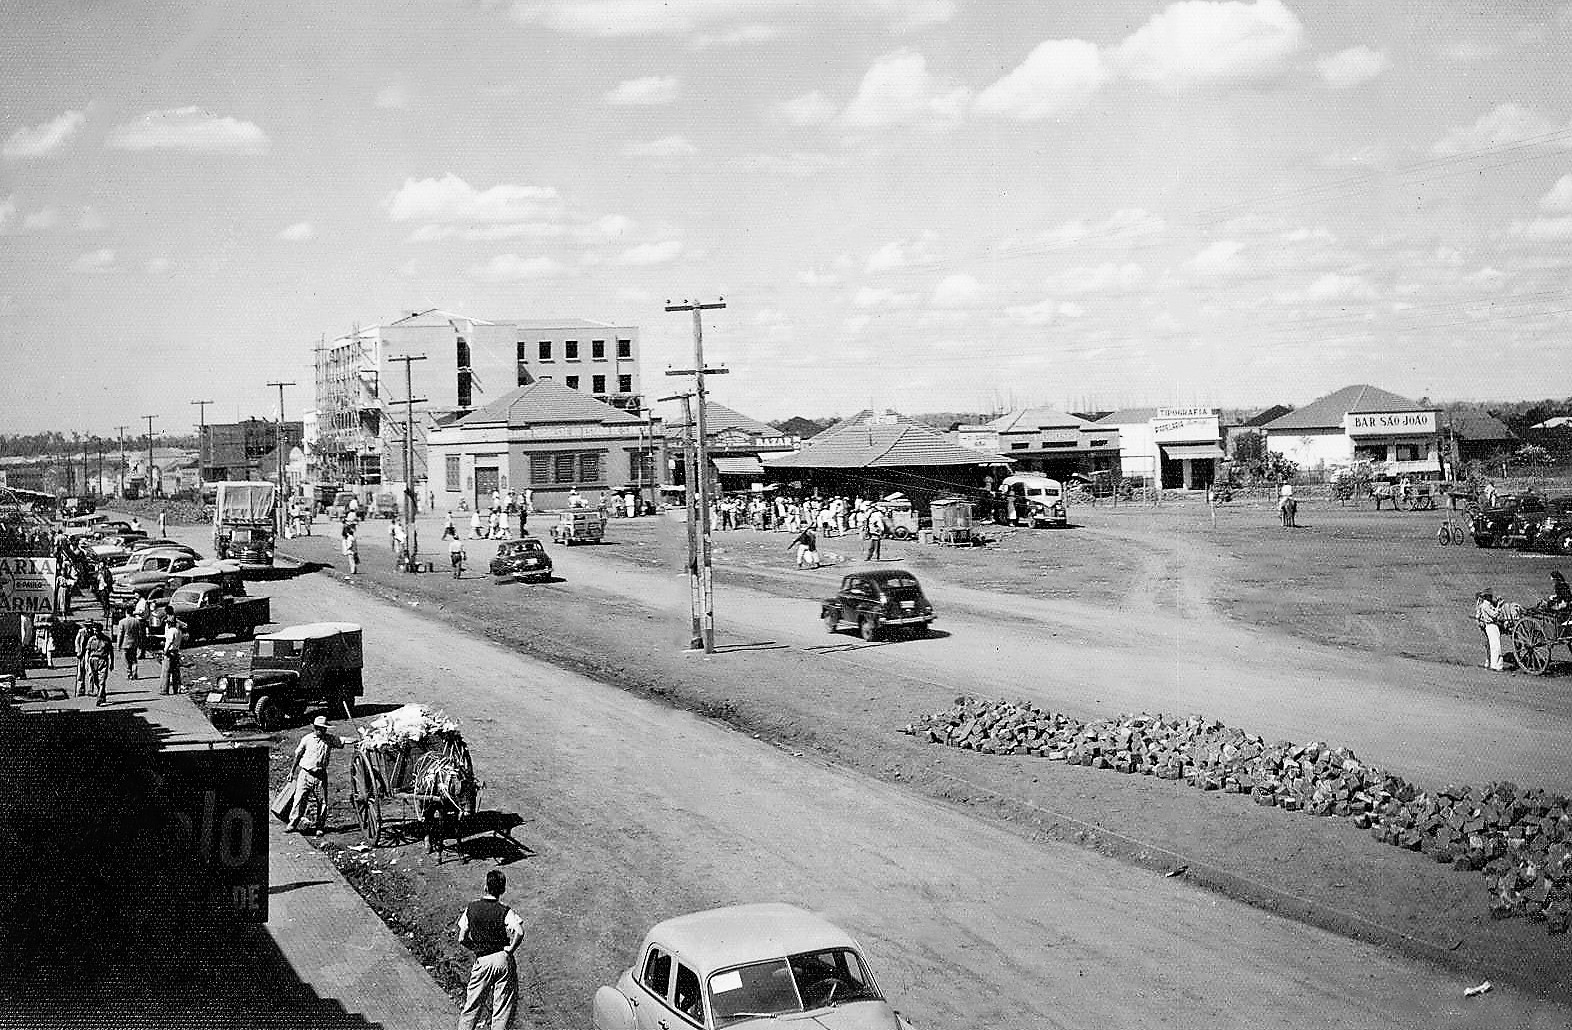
348 704 479 847
1511 605 1572 676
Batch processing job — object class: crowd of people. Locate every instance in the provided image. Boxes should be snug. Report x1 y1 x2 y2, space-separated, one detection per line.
67 592 186 706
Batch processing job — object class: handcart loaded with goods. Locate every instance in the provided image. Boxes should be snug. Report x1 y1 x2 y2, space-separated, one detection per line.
348 703 480 851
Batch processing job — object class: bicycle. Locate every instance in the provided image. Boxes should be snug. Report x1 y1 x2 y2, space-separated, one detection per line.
1437 516 1467 546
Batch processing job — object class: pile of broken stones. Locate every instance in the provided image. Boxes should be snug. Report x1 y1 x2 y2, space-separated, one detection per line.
906 696 1571 934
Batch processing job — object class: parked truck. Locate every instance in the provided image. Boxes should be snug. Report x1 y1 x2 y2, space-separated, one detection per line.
167 581 271 643
213 481 277 568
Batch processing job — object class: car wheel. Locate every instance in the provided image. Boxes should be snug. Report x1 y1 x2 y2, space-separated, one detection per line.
1473 535 1491 548
822 609 839 633
252 696 284 732
891 526 911 540
859 615 879 642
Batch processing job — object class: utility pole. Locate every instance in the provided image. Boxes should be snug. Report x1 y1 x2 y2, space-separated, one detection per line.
664 298 728 653
114 426 127 498
142 415 157 498
96 439 104 498
386 355 427 571
191 399 213 486
660 391 703 648
267 382 297 535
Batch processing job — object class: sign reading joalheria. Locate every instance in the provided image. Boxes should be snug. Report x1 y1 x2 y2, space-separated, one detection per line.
0 556 57 614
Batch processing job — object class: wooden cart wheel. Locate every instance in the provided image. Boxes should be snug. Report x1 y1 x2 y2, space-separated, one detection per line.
363 796 383 846
1512 618 1553 676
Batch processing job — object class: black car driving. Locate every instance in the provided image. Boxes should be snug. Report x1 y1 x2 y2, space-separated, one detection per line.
821 569 936 641
1469 493 1546 548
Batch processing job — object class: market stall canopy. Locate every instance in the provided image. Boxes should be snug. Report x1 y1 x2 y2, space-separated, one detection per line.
765 410 1011 469
711 456 765 476
1160 444 1225 460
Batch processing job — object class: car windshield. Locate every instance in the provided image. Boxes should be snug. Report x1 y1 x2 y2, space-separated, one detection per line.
171 588 203 605
708 947 881 1027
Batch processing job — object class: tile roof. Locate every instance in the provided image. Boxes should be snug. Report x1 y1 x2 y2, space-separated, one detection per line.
1263 385 1423 431
455 381 641 427
765 410 1009 469
987 407 1096 433
1445 412 1515 441
661 400 780 439
1094 407 1162 425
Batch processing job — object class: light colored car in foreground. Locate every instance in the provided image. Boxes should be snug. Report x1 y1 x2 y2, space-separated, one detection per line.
592 903 915 1030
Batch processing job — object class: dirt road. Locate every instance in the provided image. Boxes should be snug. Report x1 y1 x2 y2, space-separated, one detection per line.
259 568 1567 1029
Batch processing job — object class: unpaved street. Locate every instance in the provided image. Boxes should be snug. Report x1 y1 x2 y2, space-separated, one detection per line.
258 565 1568 1029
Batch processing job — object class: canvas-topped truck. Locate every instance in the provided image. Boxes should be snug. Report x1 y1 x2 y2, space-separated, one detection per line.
213 481 278 569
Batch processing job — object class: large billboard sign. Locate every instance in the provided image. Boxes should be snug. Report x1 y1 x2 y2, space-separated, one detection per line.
159 745 271 922
1344 411 1437 436
0 556 57 614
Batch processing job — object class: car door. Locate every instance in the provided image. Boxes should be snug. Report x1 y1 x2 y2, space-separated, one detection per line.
633 945 675 1030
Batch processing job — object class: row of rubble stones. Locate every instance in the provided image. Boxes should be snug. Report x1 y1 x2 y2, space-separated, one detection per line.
904 696 1571 934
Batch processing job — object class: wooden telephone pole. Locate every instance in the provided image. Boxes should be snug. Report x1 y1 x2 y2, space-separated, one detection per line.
386 355 428 570
664 298 728 653
267 382 297 535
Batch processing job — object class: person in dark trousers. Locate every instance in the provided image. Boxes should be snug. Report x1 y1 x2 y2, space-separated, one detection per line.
159 618 185 696
85 623 113 705
74 620 93 696
862 507 886 562
95 563 114 618
788 526 820 569
456 868 524 1030
114 610 143 679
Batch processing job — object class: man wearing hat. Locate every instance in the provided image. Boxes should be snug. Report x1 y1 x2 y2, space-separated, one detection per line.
287 716 355 835
1474 589 1505 672
85 622 114 705
159 617 186 696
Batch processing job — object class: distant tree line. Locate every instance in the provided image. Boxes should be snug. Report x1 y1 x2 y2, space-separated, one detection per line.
0 431 199 458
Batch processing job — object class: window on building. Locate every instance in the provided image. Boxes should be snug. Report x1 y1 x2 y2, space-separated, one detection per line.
592 375 606 394
517 341 528 363
565 376 580 390
445 455 460 492
591 339 605 359
529 455 552 485
1395 443 1424 462
538 341 552 360
565 340 579 360
554 454 576 483
617 339 632 359
1354 444 1386 463
618 374 633 393
578 452 601 482
457 370 472 408
1011 442 1030 450
456 337 470 369
627 447 656 482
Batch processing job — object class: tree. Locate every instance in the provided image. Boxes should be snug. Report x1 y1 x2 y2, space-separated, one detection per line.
1515 443 1553 468
1230 429 1266 465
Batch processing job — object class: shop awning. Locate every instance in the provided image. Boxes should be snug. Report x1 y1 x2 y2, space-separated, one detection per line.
712 456 765 476
1161 443 1224 460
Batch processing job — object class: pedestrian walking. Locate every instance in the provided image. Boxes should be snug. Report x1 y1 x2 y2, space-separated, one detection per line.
73 620 93 697
95 563 114 618
157 511 167 538
342 524 360 575
456 868 524 1030
470 510 484 540
449 534 466 579
1475 590 1506 672
862 507 886 562
287 716 352 835
788 526 820 569
85 623 113 706
392 521 409 569
389 519 400 556
114 610 143 680
445 511 456 536
159 619 185 696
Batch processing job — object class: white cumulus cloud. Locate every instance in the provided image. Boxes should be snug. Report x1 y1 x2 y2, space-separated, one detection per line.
617 240 683 265
1318 46 1389 88
1003 298 1061 325
3 109 87 159
1539 175 1572 213
1510 217 1572 241
1432 103 1571 156
841 51 968 129
22 208 59 231
469 254 569 281
515 0 952 37
853 286 917 309
778 92 838 126
975 39 1111 120
1047 262 1145 293
106 107 269 154
1186 239 1245 275
1112 0 1305 90
606 76 679 106
374 85 409 110
384 174 559 224
145 257 171 275
1043 208 1166 247
73 248 116 272
277 221 315 241
931 273 986 307
624 136 696 157
77 207 107 231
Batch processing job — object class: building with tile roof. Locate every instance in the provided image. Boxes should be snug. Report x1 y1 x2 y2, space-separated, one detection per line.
659 400 798 491
763 410 1010 509
1094 406 1224 490
977 407 1121 479
1262 385 1444 477
427 381 661 512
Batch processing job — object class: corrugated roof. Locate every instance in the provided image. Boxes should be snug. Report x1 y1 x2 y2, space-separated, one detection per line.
766 410 1009 469
455 381 641 427
1263 385 1423 431
986 407 1095 433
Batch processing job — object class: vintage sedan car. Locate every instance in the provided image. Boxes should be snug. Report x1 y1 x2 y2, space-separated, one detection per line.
108 551 201 608
592 903 915 1030
821 570 936 641
1468 493 1546 548
110 546 198 579
489 536 554 582
1502 496 1572 554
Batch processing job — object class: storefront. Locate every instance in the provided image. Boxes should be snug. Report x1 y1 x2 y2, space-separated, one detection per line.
1263 385 1444 478
1095 407 1222 490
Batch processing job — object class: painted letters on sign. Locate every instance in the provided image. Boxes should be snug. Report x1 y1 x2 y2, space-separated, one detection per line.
0 556 58 613
1344 411 1437 436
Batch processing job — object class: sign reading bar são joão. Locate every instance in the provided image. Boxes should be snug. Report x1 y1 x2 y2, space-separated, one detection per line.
1344 410 1438 436
0 556 58 614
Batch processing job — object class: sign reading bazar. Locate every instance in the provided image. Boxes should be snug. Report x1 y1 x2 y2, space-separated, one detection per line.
1344 410 1438 436
0 556 57 614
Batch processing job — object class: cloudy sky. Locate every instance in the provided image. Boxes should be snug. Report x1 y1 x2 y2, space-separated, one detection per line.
3 0 1570 433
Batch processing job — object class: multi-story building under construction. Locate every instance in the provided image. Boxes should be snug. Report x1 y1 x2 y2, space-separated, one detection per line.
312 308 642 503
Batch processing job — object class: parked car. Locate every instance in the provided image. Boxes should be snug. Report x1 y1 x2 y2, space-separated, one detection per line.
374 493 400 519
110 547 199 579
129 537 202 558
327 491 363 522
552 509 605 545
591 903 915 1030
1469 493 1546 548
60 496 96 518
108 551 202 608
998 474 1068 528
205 622 364 730
1503 496 1572 554
821 569 936 641
167 582 271 643
490 537 554 582
87 532 150 566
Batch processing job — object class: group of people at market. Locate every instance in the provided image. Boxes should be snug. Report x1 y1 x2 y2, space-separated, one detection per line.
70 592 185 706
